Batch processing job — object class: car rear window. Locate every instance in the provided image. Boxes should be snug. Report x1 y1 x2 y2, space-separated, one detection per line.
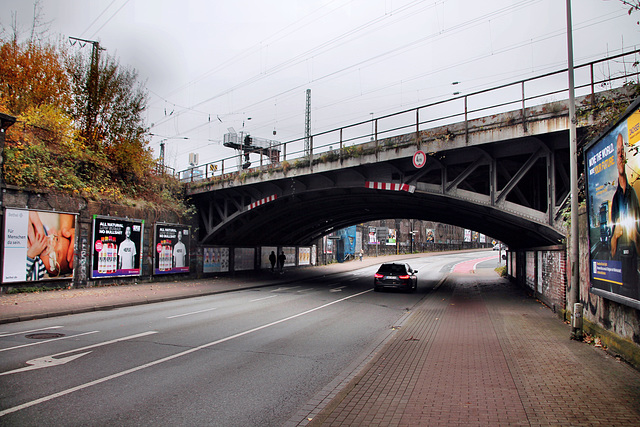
377 264 407 274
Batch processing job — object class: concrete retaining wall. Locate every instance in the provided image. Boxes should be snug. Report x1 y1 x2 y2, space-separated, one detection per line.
0 187 191 290
508 246 566 315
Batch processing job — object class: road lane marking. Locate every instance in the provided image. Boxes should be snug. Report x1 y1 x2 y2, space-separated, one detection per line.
167 307 218 319
0 326 64 338
0 331 158 377
270 286 301 292
330 286 347 292
250 295 278 302
0 331 100 353
0 290 372 417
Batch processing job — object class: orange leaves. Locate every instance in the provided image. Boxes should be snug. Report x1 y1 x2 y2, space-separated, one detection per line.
0 40 72 116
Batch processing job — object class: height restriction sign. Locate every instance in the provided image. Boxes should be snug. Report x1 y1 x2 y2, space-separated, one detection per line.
413 150 426 168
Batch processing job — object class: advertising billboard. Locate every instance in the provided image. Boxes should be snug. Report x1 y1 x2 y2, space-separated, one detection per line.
426 228 435 242
203 247 229 273
584 99 640 306
299 247 311 266
343 226 357 255
369 227 379 245
154 224 190 275
2 208 77 283
261 246 278 270
386 229 396 246
234 247 255 271
91 216 143 279
282 246 296 267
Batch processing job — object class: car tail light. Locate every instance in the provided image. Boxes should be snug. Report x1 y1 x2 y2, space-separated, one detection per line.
398 275 410 279
374 273 384 278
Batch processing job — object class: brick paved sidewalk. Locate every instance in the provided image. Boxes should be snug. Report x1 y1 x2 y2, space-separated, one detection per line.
301 274 640 426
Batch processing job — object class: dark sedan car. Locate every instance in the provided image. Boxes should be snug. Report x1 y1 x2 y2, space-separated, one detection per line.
374 263 418 292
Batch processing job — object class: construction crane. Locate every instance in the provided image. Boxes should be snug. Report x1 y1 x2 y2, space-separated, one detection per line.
223 127 281 169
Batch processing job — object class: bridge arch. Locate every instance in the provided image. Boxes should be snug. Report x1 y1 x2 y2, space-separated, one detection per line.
190 107 575 250
195 185 564 249
184 53 640 252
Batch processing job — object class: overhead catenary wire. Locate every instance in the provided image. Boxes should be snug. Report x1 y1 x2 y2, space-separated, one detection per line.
159 0 538 140
88 0 130 40
149 0 439 130
79 0 117 38
151 0 349 105
156 1 633 165
165 0 575 145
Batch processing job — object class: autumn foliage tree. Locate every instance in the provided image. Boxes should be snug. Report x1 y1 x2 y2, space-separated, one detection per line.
0 30 183 210
66 45 154 186
0 38 71 115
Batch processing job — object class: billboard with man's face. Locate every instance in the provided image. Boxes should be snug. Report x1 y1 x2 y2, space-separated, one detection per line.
91 216 143 279
585 100 640 307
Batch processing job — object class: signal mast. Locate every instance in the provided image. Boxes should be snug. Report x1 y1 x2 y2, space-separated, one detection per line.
223 127 281 170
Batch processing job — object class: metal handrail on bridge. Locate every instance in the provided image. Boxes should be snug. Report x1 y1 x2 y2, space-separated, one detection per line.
178 48 640 184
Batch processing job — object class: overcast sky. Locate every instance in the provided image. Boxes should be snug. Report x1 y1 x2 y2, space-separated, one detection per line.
1 0 639 172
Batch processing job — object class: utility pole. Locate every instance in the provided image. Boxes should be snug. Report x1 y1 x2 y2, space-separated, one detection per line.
566 0 582 339
159 140 166 173
69 37 104 147
305 89 311 157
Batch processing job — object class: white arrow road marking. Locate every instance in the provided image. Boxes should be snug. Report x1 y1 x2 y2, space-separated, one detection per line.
0 330 100 353
0 290 371 417
2 352 93 375
330 286 347 292
0 331 158 377
0 326 64 338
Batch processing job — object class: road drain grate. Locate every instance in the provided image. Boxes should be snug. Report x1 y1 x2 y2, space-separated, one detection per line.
25 333 65 339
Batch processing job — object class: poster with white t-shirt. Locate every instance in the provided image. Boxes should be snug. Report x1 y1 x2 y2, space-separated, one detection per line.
91 216 143 278
154 224 190 274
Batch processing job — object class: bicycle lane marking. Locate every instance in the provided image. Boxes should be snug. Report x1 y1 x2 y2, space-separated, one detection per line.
451 255 498 273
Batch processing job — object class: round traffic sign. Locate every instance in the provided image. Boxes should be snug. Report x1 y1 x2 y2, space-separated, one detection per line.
413 150 426 168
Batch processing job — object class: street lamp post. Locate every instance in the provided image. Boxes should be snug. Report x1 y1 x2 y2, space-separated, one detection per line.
566 0 582 339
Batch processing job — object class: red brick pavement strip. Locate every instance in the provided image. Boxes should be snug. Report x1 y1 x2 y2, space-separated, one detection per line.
483 280 640 426
399 275 529 426
305 276 454 426
303 274 640 426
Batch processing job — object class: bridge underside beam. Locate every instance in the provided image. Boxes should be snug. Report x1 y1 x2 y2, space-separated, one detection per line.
191 125 580 250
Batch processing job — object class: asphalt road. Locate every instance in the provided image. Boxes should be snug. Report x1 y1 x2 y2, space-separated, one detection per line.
0 250 497 426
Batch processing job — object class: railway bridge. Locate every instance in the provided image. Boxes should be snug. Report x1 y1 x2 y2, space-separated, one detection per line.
181 51 638 251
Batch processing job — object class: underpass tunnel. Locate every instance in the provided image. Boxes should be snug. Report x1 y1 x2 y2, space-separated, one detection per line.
194 187 564 250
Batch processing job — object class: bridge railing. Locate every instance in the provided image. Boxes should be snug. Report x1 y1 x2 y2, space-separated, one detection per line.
179 48 640 184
